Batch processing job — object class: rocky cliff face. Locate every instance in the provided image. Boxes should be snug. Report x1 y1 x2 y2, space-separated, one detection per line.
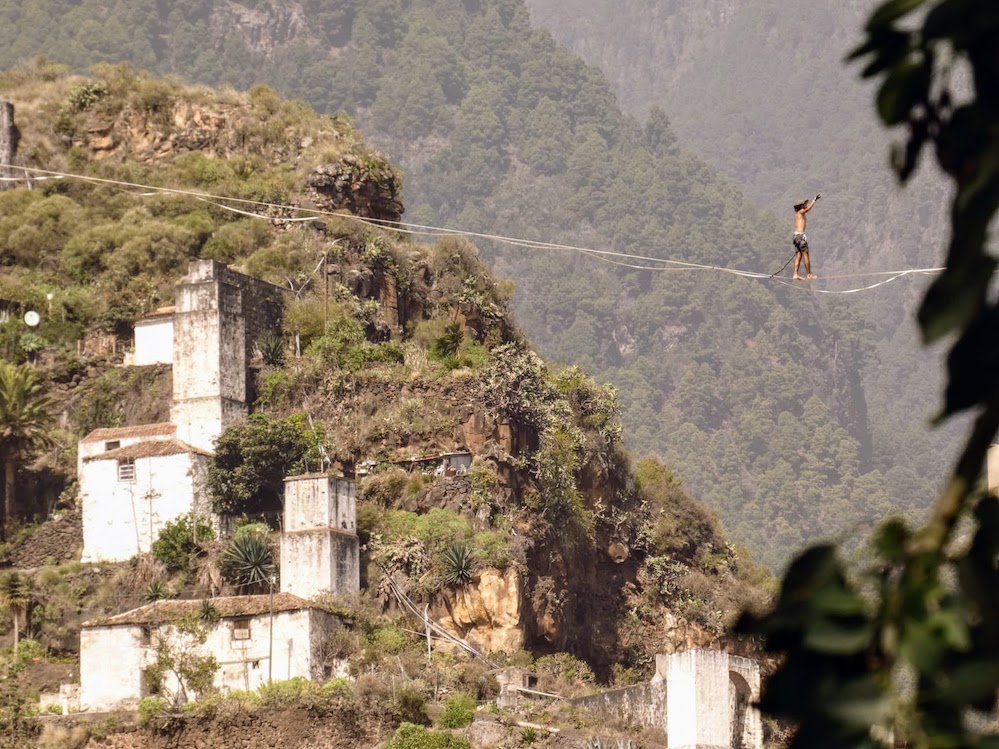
58 80 402 222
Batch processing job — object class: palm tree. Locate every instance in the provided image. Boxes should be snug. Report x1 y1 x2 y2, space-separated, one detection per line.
0 572 31 655
0 360 55 540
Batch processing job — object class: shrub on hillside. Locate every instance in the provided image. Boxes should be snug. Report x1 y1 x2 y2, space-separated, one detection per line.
150 514 214 571
435 693 476 728
208 414 312 516
386 723 471 749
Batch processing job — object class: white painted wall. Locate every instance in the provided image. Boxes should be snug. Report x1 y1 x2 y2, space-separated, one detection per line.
81 452 209 563
280 530 360 599
80 626 146 712
281 476 360 599
663 649 761 749
170 273 248 453
284 476 356 533
81 609 333 711
133 317 174 366
988 444 999 494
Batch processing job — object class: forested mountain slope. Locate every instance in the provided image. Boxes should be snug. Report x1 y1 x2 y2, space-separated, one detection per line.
0 0 938 569
524 0 962 520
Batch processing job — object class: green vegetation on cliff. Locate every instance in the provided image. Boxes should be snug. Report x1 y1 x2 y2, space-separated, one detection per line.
0 70 766 681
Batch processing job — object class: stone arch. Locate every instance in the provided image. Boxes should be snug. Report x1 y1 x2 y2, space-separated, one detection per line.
729 670 752 749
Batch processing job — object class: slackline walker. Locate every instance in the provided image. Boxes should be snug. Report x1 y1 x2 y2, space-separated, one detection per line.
6 166 945 295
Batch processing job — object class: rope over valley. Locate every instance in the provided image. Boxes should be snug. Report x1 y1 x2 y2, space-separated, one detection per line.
7 166 944 295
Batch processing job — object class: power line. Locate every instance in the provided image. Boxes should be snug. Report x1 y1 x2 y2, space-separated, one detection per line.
10 165 945 294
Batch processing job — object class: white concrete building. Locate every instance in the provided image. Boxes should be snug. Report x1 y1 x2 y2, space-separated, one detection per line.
280 475 360 599
79 260 286 562
128 306 175 366
79 424 211 563
80 594 343 711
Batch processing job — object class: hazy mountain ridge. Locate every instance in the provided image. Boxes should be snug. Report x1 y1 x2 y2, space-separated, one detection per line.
523 0 961 539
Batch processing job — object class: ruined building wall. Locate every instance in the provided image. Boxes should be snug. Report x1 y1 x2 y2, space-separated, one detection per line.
280 475 360 599
170 260 284 452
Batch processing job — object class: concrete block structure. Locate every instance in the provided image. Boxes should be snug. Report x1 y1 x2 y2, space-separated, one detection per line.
280 475 360 599
661 650 760 749
80 595 342 711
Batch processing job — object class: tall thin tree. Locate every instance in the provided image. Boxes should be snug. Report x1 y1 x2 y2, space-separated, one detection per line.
0 360 55 540
0 572 31 655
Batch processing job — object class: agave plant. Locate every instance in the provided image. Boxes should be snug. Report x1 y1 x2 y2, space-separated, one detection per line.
256 333 286 366
198 599 220 625
220 531 274 593
440 542 476 587
144 580 171 602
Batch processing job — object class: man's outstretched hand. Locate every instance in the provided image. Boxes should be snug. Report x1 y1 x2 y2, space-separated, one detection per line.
815 194 822 200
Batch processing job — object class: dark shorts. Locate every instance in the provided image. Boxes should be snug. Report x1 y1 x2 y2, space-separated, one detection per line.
793 232 809 252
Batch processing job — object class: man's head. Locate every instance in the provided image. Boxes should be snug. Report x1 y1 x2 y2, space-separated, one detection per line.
794 199 809 211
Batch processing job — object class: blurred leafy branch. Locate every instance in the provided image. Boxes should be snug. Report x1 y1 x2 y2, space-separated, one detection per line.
739 1 999 747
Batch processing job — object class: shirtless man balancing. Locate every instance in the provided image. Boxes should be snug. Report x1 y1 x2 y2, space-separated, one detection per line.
792 194 820 280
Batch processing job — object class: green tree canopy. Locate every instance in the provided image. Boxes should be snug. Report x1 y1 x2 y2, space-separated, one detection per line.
207 413 311 517
0 360 54 540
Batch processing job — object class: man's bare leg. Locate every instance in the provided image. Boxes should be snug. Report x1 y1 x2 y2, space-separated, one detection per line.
803 250 817 280
793 252 804 280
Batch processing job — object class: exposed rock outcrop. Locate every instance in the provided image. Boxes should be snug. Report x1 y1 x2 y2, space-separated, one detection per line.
436 567 524 653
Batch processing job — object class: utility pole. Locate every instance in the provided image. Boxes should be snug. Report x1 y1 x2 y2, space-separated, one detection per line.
268 574 276 684
0 100 19 190
323 249 329 331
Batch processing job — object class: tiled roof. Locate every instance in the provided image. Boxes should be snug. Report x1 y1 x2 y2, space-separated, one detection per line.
84 438 211 462
83 593 316 628
81 423 175 442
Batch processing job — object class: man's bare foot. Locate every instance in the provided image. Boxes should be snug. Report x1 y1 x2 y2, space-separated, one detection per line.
793 275 804 280
806 274 817 280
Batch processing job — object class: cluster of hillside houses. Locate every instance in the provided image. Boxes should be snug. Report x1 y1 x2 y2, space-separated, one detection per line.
57 259 763 748
72 261 360 709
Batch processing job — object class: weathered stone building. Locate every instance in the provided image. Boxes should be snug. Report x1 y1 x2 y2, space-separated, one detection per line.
170 260 284 453
79 429 211 563
80 594 343 711
280 474 360 599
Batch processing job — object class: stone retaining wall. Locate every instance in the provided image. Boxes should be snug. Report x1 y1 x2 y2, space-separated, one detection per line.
569 682 667 730
8 509 82 568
